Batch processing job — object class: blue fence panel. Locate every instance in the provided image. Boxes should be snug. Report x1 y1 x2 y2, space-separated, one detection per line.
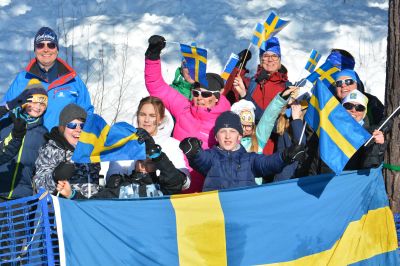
0 190 59 265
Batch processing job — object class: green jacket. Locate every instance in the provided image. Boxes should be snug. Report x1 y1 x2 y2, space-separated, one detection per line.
170 67 193 100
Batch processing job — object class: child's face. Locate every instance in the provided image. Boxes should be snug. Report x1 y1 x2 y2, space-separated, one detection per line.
25 102 46 117
216 128 242 151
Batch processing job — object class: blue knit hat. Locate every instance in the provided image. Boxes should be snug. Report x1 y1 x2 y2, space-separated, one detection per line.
260 37 281 57
214 111 243 135
34 27 58 50
334 69 358 82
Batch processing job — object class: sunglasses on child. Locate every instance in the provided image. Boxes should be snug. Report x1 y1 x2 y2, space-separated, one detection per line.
192 89 215 98
35 42 57 50
343 102 366 112
66 122 85 130
335 78 355 87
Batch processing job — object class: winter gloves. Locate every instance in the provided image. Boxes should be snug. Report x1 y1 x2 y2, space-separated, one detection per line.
6 89 35 111
136 128 162 159
145 35 166 60
236 49 252 69
53 161 76 182
10 112 27 139
281 145 305 164
179 137 202 158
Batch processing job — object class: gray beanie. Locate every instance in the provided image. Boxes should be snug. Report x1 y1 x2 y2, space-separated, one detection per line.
59 104 87 126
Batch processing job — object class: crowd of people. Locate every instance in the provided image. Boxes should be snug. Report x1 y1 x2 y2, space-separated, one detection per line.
0 27 389 203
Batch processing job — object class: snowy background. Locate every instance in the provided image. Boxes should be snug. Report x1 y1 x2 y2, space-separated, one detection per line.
0 0 388 124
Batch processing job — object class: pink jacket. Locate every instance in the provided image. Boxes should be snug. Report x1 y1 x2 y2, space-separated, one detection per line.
145 59 231 149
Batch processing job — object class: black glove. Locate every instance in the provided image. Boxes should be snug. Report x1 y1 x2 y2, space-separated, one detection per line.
6 90 34 110
179 137 202 158
10 112 27 139
236 49 252 69
106 174 124 189
255 69 270 83
281 145 305 164
280 82 294 100
145 35 166 60
136 128 161 158
53 162 75 182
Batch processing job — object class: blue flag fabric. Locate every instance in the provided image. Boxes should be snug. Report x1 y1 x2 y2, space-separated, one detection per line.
305 49 322 73
306 60 340 91
305 80 371 173
71 114 146 163
221 53 239 82
53 167 399 265
251 23 264 48
263 12 290 41
180 44 208 87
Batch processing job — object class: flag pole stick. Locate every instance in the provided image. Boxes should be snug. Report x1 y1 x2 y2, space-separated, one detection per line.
298 122 307 145
364 105 400 146
237 42 253 73
164 41 181 45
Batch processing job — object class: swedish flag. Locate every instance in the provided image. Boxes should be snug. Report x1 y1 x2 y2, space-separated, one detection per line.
71 114 146 163
263 12 290 41
53 167 399 265
251 23 264 48
305 80 371 173
306 61 340 89
180 44 208 86
304 49 322 73
221 53 239 82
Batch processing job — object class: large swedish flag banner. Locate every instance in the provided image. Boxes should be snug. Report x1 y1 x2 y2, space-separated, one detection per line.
305 80 371 174
53 167 399 265
71 114 146 163
180 44 208 86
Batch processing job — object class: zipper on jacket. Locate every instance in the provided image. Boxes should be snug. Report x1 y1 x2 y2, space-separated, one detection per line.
7 137 26 199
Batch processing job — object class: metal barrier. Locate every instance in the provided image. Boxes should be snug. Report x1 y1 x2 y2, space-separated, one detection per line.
0 190 59 265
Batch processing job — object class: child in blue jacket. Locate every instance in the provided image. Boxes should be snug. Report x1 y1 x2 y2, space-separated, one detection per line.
179 111 304 191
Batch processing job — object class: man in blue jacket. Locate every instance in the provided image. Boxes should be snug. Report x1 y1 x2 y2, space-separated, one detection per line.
2 27 93 130
179 111 305 191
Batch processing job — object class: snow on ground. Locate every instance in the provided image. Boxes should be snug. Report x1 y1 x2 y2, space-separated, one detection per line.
0 0 388 124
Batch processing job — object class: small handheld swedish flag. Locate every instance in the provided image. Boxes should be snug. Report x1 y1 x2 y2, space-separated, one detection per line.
263 12 290 41
71 114 146 163
221 53 239 82
180 44 208 87
306 61 340 90
251 23 264 48
304 49 321 73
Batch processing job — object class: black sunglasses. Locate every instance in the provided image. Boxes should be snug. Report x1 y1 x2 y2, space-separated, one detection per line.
192 89 214 98
335 78 355 87
35 42 57 50
66 122 85 130
343 102 366 112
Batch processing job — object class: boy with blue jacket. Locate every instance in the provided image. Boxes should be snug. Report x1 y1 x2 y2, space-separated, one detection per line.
179 111 305 191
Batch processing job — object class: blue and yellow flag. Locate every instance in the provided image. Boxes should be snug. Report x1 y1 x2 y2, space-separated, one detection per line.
180 44 208 86
71 114 146 163
251 23 264 48
263 12 290 41
306 60 340 90
305 49 322 73
305 80 371 173
53 167 399 265
221 53 239 82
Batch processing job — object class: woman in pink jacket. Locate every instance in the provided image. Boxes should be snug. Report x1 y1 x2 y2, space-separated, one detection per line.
144 35 231 192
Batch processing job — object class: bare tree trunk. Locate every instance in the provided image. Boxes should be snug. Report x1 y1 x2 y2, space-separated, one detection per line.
384 0 400 212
